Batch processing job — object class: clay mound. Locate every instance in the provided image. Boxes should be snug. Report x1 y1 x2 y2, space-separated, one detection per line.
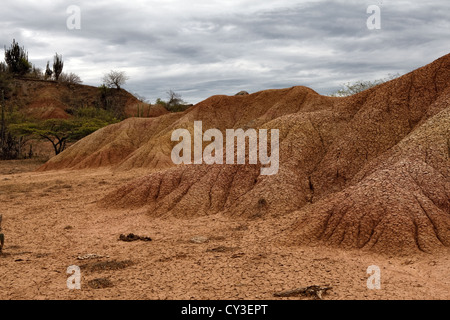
286 106 450 255
37 115 182 171
43 53 450 254
39 86 325 171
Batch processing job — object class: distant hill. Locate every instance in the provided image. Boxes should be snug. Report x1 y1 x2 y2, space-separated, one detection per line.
7 78 168 120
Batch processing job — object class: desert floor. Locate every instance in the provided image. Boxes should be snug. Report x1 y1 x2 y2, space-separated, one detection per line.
0 159 449 300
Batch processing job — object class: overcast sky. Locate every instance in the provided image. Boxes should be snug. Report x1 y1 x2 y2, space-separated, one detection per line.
1 0 449 104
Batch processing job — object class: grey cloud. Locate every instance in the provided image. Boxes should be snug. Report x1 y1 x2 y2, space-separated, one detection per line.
0 0 449 104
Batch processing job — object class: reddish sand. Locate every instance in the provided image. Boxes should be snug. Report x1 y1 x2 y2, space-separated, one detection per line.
0 161 449 299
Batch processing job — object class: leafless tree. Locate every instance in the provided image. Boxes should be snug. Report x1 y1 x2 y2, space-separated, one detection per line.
102 70 129 90
167 90 184 107
59 72 83 84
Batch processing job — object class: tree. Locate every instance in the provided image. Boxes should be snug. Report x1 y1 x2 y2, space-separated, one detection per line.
9 118 110 156
97 84 125 118
53 53 64 81
162 90 191 112
59 72 82 84
102 70 129 90
4 39 31 76
167 90 184 106
45 61 53 80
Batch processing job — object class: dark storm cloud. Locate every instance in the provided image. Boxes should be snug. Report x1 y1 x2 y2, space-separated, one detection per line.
0 0 449 103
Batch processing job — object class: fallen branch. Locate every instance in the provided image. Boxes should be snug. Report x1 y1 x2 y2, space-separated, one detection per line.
274 285 332 300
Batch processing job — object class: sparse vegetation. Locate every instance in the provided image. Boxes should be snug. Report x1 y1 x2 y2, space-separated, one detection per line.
97 84 126 119
1 40 81 84
1 89 30 160
102 70 129 90
58 72 82 85
330 74 400 97
156 90 192 112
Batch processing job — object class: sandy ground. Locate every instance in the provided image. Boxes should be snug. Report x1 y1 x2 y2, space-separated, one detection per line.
0 159 449 300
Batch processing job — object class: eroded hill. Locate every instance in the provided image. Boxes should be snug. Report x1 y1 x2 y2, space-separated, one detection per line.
37 54 450 255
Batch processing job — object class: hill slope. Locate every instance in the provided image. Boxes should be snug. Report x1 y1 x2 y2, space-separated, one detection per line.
38 53 450 255
8 78 167 120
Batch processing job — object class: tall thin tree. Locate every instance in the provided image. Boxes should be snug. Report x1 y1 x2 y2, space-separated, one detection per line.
53 53 64 81
4 39 31 76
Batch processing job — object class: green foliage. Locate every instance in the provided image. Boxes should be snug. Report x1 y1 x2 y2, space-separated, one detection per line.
9 118 111 155
165 103 192 113
157 91 192 113
4 39 31 76
97 84 125 119
330 74 400 97
155 98 166 107
72 106 119 124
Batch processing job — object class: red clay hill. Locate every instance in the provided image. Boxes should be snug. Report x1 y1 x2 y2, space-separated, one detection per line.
38 54 450 256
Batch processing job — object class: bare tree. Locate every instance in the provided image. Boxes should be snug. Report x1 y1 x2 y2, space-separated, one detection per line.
167 90 184 107
59 72 82 84
102 70 129 90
